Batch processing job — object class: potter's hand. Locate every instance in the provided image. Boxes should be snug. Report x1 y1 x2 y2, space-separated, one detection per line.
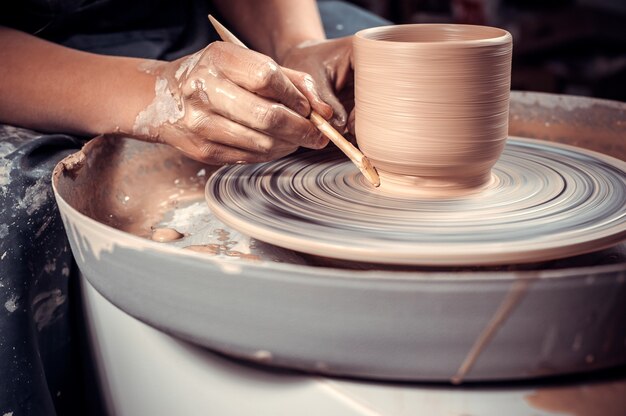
279 37 353 132
133 42 333 165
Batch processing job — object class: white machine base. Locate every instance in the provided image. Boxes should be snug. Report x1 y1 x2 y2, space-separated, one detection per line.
81 274 625 416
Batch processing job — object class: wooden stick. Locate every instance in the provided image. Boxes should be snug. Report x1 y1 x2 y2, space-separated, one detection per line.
208 15 380 187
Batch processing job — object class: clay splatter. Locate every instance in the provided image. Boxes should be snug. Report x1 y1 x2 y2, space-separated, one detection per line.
17 178 50 215
32 289 66 331
4 295 18 313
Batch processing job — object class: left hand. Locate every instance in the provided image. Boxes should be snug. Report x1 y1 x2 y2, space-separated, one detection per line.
279 37 353 132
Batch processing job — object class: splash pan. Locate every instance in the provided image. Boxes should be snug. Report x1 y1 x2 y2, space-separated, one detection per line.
53 92 626 382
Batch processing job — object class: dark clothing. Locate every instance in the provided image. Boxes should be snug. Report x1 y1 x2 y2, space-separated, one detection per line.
0 0 386 60
0 2 388 415
0 0 214 60
0 129 83 416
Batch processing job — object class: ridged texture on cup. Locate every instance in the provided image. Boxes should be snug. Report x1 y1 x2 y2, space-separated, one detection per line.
354 24 512 195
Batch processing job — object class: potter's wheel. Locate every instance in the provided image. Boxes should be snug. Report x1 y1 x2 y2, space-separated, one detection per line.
206 137 626 266
53 92 626 382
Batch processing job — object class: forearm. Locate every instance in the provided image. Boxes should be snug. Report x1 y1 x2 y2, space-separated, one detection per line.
0 26 155 136
212 0 326 63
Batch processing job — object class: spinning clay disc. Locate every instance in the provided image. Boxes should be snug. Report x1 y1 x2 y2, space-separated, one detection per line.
206 138 626 266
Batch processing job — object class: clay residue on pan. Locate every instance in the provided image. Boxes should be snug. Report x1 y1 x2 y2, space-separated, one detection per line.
183 229 261 261
451 273 537 384
353 24 512 196
525 379 626 416
193 228 259 260
151 227 184 242
185 244 261 261
53 136 213 239
185 244 221 255
55 147 86 180
52 141 297 263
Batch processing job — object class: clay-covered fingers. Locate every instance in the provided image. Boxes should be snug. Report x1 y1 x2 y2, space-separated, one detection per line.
278 37 354 131
281 67 334 121
187 141 296 165
208 42 312 118
188 110 296 155
193 75 327 150
131 42 332 166
159 121 298 165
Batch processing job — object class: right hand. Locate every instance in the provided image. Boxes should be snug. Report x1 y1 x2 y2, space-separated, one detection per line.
133 41 334 165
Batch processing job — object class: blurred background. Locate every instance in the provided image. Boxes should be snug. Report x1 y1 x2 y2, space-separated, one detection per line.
345 0 626 101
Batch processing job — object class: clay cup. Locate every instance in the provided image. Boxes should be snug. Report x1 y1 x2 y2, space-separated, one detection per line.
353 24 512 196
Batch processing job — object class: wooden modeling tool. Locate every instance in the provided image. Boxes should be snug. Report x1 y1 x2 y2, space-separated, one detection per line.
208 15 380 187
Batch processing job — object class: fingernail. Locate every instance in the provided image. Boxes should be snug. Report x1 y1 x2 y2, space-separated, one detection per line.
320 103 334 120
331 114 346 130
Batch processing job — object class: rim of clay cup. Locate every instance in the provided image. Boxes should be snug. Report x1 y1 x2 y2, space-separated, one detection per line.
355 23 511 47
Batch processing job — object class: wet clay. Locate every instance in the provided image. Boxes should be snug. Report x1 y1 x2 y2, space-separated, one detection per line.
185 245 261 261
451 274 536 384
182 228 262 261
525 379 626 416
52 136 211 239
353 24 512 196
151 227 184 242
132 52 202 139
